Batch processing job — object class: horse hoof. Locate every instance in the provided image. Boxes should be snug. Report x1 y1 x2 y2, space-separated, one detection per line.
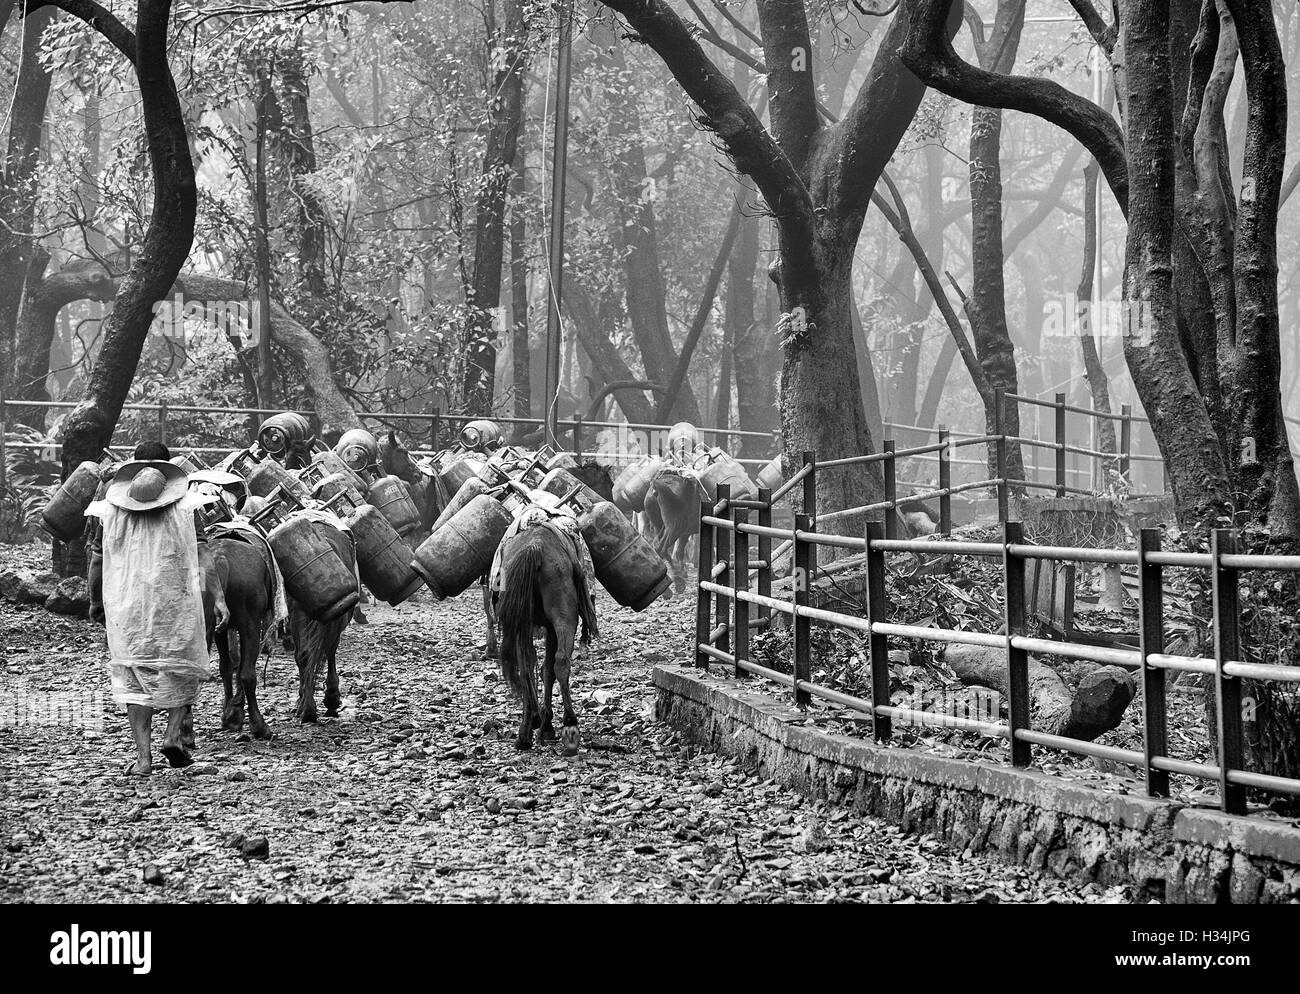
515 736 533 751
539 725 557 743
297 709 317 724
251 723 273 741
560 726 580 757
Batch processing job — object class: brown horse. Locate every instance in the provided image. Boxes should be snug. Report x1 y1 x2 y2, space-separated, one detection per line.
199 534 273 739
289 524 356 723
377 430 445 536
643 470 700 595
494 523 598 755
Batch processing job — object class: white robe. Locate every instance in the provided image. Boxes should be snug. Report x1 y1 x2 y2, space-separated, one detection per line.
86 494 213 708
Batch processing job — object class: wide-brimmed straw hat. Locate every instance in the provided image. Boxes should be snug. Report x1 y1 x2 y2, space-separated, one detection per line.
105 461 189 512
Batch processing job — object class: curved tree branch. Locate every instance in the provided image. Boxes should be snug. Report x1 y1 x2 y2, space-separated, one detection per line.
23 0 136 62
598 0 816 253
900 0 1129 213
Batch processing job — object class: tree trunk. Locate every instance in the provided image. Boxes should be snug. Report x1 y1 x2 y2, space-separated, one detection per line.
564 283 656 424
1076 159 1118 459
601 38 700 423
10 265 116 427
463 0 526 414
1122 0 1234 526
274 47 331 310
730 211 773 438
944 644 1134 741
0 6 55 390
509 144 530 422
655 203 741 422
252 65 276 409
967 1 1027 489
57 0 197 576
1221 0 1299 537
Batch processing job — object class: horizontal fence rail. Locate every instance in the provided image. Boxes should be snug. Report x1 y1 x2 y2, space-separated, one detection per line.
694 478 1300 818
2 386 1169 501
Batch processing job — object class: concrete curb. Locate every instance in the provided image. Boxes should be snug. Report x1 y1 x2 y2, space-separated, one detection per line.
654 664 1300 903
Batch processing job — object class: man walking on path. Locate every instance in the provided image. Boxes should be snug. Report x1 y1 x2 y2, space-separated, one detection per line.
86 459 216 775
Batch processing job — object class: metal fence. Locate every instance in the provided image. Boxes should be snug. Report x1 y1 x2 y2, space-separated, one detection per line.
694 473 1300 817
1 388 1166 498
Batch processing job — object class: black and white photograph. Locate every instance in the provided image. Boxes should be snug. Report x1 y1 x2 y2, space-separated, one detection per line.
0 0 1295 955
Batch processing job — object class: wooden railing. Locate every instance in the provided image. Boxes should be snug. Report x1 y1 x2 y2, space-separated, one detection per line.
695 479 1300 817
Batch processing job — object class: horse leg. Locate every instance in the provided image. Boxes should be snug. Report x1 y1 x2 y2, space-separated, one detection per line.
217 627 242 732
513 632 540 751
482 579 499 659
240 619 271 739
323 619 343 717
180 705 196 750
553 619 580 757
539 629 557 743
672 534 690 595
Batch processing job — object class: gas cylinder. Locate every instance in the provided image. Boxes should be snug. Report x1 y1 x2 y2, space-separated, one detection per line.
264 513 360 622
310 471 366 507
247 457 308 500
459 419 504 452
257 412 312 458
698 451 758 501
410 492 512 598
611 456 662 513
578 500 670 611
438 453 485 495
430 476 492 532
309 450 370 491
343 501 423 605
169 452 207 474
538 467 600 510
757 455 783 492
366 475 422 541
666 421 700 460
40 460 108 542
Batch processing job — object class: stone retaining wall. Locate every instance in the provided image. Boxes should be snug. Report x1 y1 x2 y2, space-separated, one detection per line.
654 664 1300 903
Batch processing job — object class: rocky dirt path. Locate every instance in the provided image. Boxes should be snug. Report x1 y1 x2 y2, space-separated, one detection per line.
0 567 1137 903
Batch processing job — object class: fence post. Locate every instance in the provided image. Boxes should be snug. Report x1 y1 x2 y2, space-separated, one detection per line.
714 484 731 661
1211 528 1247 815
994 388 1008 523
756 486 772 629
864 520 891 742
1137 528 1169 798
733 506 749 680
694 498 715 672
800 450 816 519
1119 404 1132 485
937 426 952 534
792 512 813 708
431 407 442 449
571 414 583 459
1054 392 1067 497
883 440 898 539
158 400 168 446
1003 520 1031 767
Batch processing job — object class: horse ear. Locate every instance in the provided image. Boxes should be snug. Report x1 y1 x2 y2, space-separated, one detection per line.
387 430 398 446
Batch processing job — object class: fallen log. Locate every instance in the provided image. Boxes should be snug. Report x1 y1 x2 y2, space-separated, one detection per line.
941 643 1134 742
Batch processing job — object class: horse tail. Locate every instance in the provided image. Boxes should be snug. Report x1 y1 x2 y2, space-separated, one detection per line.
497 542 541 700
574 561 599 644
